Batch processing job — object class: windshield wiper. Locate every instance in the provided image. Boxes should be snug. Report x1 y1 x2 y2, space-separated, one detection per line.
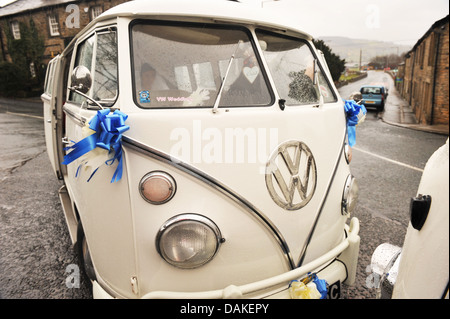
212 40 243 114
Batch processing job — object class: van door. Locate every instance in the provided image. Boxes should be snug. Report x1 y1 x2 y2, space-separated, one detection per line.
42 56 63 179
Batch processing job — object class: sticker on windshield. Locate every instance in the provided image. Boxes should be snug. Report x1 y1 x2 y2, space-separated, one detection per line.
243 66 259 83
139 90 150 103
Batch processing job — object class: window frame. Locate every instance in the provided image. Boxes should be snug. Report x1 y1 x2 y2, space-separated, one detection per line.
44 59 55 96
68 26 119 108
90 6 103 20
10 20 21 40
48 14 60 37
129 19 275 110
255 28 338 106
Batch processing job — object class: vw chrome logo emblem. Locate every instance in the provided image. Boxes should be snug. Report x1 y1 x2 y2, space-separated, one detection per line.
265 141 317 210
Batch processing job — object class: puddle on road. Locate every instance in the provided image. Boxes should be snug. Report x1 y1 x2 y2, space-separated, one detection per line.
0 113 46 178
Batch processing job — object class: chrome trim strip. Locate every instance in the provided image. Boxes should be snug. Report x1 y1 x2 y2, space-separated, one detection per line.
122 135 296 269
63 104 87 127
297 127 347 267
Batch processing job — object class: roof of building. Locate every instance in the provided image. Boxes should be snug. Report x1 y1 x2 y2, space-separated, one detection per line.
0 0 75 17
407 15 449 56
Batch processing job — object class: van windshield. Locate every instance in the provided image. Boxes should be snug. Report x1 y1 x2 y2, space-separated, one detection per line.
131 22 272 108
255 29 336 105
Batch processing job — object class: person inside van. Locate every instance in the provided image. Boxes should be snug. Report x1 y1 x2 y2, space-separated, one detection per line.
137 63 210 107
287 57 318 104
221 43 271 106
140 63 169 91
137 63 170 105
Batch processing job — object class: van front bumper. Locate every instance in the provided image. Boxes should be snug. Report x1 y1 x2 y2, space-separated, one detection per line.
93 218 360 299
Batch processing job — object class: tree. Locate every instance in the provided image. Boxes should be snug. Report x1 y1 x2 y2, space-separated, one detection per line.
2 18 45 96
313 39 346 83
0 62 26 97
370 54 404 70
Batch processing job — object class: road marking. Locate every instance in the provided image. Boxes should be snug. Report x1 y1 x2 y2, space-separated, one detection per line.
353 147 424 173
6 111 43 120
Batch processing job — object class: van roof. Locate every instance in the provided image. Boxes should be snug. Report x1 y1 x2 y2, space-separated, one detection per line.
97 0 313 40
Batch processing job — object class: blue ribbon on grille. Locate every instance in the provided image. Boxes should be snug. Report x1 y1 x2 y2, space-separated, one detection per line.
62 109 130 183
311 273 328 299
344 99 367 147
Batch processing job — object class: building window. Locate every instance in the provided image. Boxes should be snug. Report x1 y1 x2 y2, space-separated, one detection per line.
418 43 425 69
48 15 60 36
10 21 20 40
91 6 103 20
29 62 36 78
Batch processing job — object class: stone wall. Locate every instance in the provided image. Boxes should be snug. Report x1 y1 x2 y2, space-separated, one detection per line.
400 16 449 126
1 0 129 63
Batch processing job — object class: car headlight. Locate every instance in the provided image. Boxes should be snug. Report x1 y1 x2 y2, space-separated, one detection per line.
342 175 358 215
156 214 224 269
344 143 352 163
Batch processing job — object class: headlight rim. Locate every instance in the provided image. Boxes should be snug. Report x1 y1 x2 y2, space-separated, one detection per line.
155 213 224 269
139 170 177 205
344 143 352 164
342 174 358 215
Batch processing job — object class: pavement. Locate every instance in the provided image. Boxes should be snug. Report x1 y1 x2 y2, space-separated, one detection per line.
380 94 449 136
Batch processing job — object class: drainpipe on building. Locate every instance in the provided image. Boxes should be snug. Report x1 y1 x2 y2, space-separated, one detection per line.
0 26 6 61
431 30 442 126
409 51 415 107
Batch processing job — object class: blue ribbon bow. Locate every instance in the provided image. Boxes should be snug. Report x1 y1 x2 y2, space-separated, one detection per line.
62 109 130 183
344 99 367 147
311 273 328 299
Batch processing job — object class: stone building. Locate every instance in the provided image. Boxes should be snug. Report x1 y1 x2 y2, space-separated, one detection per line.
0 0 129 71
398 15 449 127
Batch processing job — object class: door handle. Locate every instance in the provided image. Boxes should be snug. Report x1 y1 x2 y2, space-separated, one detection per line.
62 137 70 144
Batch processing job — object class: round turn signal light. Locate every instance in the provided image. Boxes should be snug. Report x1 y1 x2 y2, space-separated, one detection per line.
139 171 176 204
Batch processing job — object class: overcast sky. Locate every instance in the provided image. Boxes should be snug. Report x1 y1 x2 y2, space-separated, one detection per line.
251 0 449 45
1 0 448 46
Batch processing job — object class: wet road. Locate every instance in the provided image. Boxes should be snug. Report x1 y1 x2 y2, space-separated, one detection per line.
0 98 92 298
339 71 448 298
0 118 45 181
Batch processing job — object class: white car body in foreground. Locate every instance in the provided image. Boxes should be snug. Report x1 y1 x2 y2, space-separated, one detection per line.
371 139 449 299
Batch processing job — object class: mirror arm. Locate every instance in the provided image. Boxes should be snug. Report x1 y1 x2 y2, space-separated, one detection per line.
69 87 103 110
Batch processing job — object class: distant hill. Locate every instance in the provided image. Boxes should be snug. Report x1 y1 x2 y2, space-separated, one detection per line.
318 36 412 65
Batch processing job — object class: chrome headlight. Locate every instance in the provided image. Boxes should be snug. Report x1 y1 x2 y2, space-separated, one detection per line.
342 175 358 215
156 214 224 269
344 143 352 163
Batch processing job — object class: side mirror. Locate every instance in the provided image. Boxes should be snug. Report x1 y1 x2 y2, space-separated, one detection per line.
69 66 103 109
70 65 92 94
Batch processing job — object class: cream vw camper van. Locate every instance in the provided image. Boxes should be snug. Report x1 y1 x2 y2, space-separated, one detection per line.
42 0 360 299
